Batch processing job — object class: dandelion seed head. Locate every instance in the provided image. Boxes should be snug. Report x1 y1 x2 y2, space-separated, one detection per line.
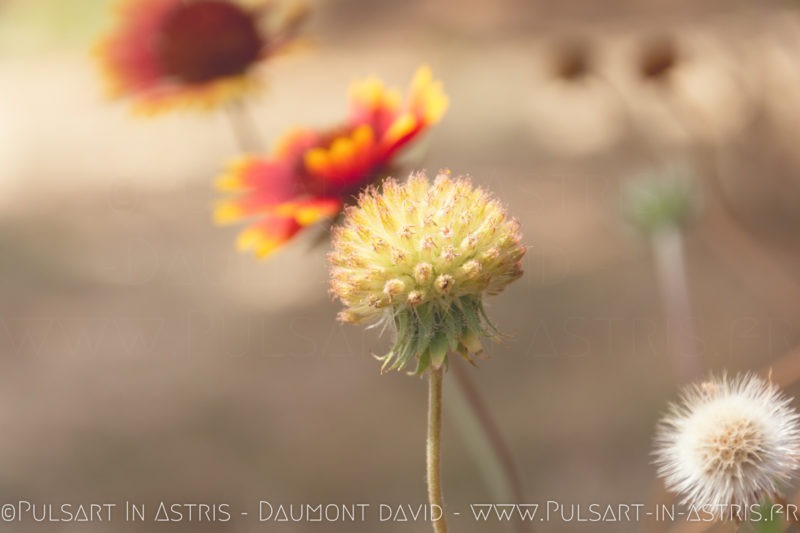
654 374 800 519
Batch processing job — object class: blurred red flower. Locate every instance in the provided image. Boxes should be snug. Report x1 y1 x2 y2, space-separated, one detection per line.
214 66 449 259
95 0 305 114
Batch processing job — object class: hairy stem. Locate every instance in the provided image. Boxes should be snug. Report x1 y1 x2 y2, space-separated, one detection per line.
427 367 448 533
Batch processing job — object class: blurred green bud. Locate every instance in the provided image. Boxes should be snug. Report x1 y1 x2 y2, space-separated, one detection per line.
622 164 697 235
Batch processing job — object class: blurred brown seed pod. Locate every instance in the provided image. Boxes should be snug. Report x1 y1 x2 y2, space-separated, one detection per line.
638 36 680 82
551 39 592 82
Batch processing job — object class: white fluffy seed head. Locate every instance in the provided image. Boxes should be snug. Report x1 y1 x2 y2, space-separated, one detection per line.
654 374 800 519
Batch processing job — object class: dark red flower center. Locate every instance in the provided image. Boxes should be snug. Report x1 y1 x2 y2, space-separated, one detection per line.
157 0 263 84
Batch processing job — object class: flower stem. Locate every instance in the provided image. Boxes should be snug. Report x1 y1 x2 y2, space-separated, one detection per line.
449 362 530 533
225 102 263 153
652 226 701 381
427 367 448 533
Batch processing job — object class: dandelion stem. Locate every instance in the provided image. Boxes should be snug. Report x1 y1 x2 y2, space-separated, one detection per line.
652 226 701 381
225 101 263 153
449 362 530 533
427 367 448 533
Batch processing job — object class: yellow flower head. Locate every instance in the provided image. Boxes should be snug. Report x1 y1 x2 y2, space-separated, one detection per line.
328 171 525 374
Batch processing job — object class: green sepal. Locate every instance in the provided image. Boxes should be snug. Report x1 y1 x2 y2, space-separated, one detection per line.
429 332 449 369
410 348 432 376
375 295 499 374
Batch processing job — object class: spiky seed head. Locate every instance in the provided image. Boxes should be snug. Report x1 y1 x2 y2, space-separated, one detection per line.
383 278 405 295
328 170 526 375
435 274 454 295
407 290 425 307
654 374 800 520
462 259 482 278
414 262 433 284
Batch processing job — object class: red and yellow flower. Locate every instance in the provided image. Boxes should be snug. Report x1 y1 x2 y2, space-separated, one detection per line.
95 0 305 114
214 65 448 259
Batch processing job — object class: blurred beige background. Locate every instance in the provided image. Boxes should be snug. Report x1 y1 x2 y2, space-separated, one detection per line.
2 0 800 531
